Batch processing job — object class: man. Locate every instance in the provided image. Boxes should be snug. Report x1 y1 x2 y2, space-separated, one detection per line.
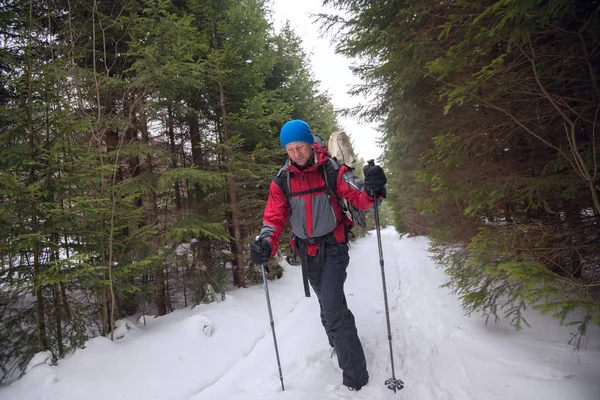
250 120 387 391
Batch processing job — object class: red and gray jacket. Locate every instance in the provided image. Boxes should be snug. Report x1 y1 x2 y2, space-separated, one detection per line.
259 143 375 257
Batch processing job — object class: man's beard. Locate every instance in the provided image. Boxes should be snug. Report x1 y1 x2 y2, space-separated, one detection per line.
291 155 315 170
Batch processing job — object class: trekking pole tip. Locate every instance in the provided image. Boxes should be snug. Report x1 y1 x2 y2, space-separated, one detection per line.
385 377 405 393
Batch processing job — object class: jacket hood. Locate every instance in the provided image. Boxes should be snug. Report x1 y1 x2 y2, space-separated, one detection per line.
286 142 328 174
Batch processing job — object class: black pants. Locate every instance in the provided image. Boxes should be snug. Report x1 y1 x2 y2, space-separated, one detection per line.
306 243 369 389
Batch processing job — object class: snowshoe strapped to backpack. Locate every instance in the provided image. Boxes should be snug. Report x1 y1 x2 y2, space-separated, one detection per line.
326 131 366 228
328 130 357 169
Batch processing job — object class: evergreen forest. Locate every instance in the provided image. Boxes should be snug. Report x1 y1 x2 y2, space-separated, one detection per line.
0 0 340 380
1 0 600 383
324 0 600 346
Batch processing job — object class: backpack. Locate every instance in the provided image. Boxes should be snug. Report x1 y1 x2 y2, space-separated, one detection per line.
280 132 367 229
325 131 366 228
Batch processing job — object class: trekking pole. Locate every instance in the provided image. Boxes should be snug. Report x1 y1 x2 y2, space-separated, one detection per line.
260 260 285 391
367 160 404 393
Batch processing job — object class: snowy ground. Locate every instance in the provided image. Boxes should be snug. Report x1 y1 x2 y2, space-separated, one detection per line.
1 227 599 400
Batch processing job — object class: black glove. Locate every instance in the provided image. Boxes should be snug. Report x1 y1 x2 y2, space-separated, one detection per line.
363 163 387 198
250 236 272 265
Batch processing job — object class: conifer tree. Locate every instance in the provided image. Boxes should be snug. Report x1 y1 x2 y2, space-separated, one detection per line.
0 0 341 381
324 0 600 340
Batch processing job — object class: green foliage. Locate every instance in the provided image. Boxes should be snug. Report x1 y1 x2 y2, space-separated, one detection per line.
167 217 231 243
1 0 342 381
434 226 600 339
326 0 600 343
158 167 226 191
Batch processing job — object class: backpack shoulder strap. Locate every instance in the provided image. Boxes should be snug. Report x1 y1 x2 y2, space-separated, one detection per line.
320 159 340 203
275 166 287 178
275 166 290 197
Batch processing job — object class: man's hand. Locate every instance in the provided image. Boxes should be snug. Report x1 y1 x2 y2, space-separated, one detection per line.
250 236 272 265
363 162 387 198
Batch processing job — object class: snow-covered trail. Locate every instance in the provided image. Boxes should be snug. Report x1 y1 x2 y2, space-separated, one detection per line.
191 227 600 400
1 227 599 400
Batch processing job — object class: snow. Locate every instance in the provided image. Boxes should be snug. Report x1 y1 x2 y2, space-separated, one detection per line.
1 227 599 400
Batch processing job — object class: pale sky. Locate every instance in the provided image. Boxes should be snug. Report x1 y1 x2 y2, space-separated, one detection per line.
270 0 383 162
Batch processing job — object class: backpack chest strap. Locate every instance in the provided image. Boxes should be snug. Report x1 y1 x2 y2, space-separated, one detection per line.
288 186 327 197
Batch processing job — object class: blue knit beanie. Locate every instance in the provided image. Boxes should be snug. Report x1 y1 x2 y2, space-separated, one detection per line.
280 120 314 148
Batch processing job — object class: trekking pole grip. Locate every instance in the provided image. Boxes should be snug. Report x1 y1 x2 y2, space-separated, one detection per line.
366 159 377 199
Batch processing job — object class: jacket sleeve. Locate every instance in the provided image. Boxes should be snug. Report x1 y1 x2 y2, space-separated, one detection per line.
336 165 376 211
259 180 289 256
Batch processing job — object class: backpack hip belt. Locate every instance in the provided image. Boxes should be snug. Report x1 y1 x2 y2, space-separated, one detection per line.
294 232 337 297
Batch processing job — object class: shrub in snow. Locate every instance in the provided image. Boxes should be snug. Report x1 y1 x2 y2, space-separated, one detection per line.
191 283 222 304
112 319 138 340
245 258 284 283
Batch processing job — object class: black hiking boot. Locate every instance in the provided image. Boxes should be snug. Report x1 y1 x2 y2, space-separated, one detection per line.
344 377 368 392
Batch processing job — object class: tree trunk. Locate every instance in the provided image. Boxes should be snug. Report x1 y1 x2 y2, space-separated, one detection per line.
101 272 108 336
218 81 246 288
167 105 182 210
34 246 48 351
188 101 202 167
211 18 246 287
53 282 64 357
165 265 172 313
26 0 48 350
139 107 168 315
60 282 71 319
156 267 167 316
139 109 159 218
182 263 188 308
187 103 203 203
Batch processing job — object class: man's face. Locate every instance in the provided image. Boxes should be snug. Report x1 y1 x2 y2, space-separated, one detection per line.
285 141 313 167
